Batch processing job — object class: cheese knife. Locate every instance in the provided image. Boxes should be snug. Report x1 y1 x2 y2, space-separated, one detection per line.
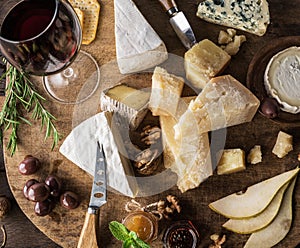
77 142 107 248
158 0 197 49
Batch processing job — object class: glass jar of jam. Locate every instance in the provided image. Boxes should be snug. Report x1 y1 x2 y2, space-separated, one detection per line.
162 220 200 248
122 211 158 243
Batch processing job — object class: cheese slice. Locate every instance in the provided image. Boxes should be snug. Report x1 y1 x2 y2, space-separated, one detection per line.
174 75 260 138
184 39 231 90
114 0 168 74
101 84 150 129
149 67 185 116
59 112 138 197
197 0 270 36
160 96 212 193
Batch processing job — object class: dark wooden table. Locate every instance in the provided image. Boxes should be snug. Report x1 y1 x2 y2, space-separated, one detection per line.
2 0 300 247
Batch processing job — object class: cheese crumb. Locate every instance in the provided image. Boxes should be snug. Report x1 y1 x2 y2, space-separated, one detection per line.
247 145 262 164
272 131 293 158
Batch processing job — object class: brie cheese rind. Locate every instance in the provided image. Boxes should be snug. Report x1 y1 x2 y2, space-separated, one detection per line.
264 46 300 114
101 84 150 130
59 112 138 197
160 97 212 193
149 67 185 117
174 75 260 138
197 0 270 36
114 0 168 74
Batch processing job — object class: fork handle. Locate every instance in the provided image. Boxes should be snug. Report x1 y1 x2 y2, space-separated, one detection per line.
77 209 99 248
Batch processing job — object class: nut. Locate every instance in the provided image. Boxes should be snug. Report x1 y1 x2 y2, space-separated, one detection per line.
0 196 11 218
141 125 161 145
134 148 161 175
209 233 226 248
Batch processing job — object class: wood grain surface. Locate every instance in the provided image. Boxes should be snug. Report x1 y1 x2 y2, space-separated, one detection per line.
2 0 300 247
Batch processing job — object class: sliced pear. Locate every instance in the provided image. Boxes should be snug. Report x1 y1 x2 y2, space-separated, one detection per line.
244 176 296 248
209 167 299 218
222 181 289 234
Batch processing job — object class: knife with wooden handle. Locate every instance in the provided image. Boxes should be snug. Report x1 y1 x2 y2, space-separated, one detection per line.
77 142 107 248
157 0 197 49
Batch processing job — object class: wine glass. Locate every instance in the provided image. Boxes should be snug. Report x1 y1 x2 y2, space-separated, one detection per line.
0 0 100 104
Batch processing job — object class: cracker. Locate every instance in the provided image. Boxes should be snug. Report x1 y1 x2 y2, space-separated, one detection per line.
74 7 84 28
69 0 100 45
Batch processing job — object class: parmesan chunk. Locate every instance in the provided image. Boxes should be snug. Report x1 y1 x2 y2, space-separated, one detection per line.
272 131 293 158
247 145 262 164
184 39 231 90
217 149 246 175
149 67 184 116
174 75 260 138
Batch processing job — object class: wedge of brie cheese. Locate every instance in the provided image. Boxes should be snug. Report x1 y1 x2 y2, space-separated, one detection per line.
174 75 260 138
149 67 185 116
114 0 168 74
264 46 300 114
197 0 270 36
59 112 138 197
101 84 150 129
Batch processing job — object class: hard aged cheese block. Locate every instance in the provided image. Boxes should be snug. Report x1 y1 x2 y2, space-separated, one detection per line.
114 0 168 74
174 75 260 138
184 39 231 90
264 47 300 114
149 67 185 116
59 112 138 197
217 149 246 175
272 131 293 158
197 0 270 36
100 84 150 129
160 97 212 193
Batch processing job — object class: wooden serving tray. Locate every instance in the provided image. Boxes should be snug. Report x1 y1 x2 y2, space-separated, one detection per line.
4 0 300 247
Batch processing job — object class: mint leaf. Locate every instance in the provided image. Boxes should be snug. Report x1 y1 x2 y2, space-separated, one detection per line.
129 231 138 240
122 238 133 248
134 237 151 248
109 221 130 241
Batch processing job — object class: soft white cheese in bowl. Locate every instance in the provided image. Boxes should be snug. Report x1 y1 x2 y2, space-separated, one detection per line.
264 46 300 114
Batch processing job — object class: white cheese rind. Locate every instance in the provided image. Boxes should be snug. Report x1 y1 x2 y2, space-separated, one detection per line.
197 0 270 36
59 112 138 197
114 0 168 74
264 46 300 114
174 75 260 137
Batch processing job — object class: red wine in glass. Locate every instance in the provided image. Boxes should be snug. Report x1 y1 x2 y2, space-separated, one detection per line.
0 0 81 76
0 0 99 104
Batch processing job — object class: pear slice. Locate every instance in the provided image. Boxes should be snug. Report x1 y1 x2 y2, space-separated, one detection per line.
209 167 299 218
244 176 296 248
222 181 289 234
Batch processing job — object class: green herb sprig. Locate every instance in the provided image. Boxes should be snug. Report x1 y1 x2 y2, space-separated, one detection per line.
0 62 60 156
109 221 150 248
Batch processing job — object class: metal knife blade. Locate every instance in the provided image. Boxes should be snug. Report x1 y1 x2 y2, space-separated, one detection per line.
158 0 196 49
77 141 107 248
88 142 107 213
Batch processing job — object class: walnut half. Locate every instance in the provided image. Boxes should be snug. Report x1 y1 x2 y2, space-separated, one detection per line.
134 148 161 175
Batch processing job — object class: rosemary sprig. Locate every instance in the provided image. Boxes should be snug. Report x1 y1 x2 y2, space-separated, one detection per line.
0 62 60 156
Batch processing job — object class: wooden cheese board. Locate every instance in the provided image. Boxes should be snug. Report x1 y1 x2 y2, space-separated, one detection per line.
3 0 300 247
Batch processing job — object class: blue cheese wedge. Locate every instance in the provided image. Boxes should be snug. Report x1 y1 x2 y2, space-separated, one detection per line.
114 0 168 74
197 0 270 36
264 47 300 114
101 84 150 130
59 112 138 197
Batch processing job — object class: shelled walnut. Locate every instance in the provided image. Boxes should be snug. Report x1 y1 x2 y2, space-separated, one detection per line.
209 234 226 248
134 148 161 175
156 195 181 220
140 125 161 145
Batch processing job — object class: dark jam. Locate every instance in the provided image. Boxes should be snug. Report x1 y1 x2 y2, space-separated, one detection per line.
163 220 200 248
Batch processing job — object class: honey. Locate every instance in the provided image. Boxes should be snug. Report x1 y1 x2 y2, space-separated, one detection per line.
122 211 158 243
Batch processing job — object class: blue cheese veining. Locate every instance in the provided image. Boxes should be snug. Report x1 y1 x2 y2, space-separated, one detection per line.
264 46 300 114
196 0 270 36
